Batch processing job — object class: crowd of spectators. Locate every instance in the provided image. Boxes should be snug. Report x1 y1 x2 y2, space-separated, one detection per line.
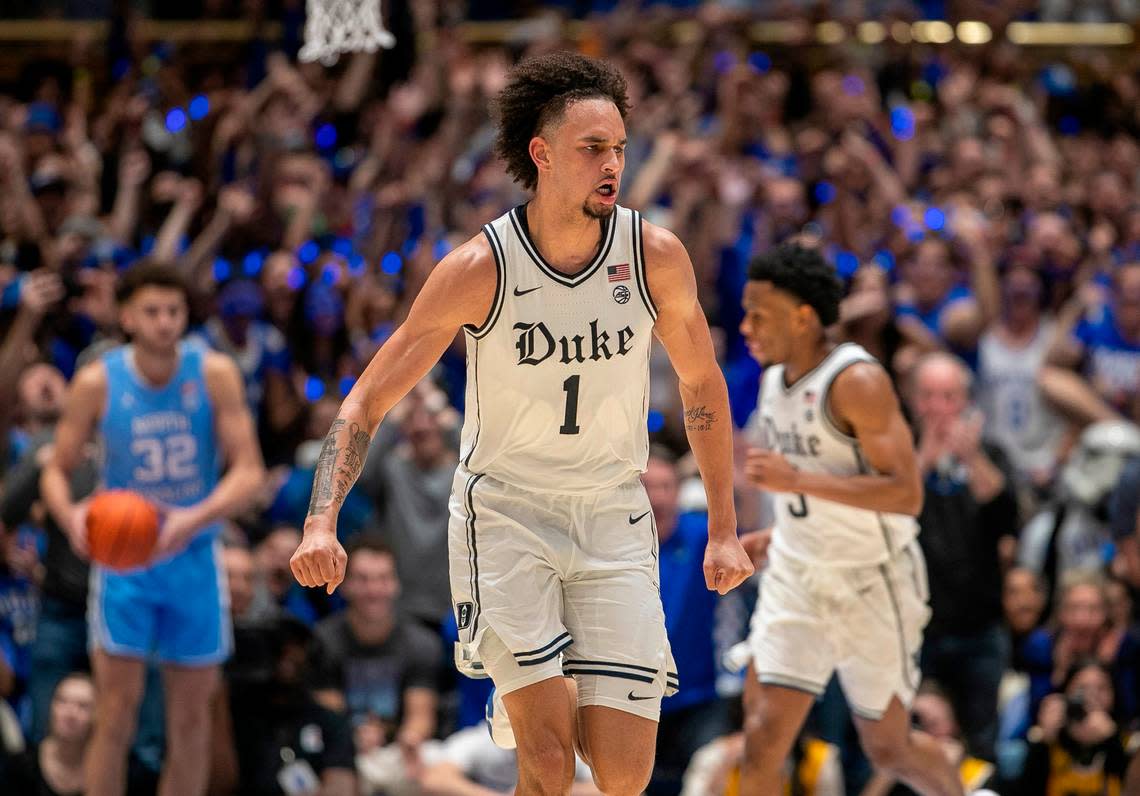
3 1 1140 794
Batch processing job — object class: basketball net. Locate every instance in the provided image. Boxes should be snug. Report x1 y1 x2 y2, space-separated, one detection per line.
299 0 396 65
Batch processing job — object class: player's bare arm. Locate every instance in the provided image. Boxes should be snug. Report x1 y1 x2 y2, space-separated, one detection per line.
152 353 267 558
644 221 753 594
292 235 498 593
745 361 923 516
40 361 107 555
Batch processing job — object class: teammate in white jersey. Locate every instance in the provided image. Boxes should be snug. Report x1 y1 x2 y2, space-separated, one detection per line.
290 52 752 796
737 244 964 796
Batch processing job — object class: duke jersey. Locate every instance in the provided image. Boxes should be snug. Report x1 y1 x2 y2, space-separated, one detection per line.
755 343 917 567
460 204 656 494
100 341 221 541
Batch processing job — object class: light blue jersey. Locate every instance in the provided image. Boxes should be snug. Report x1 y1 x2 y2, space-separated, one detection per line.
90 341 231 665
100 341 219 527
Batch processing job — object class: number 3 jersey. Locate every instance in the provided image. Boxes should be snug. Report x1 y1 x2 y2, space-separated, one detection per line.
460 204 656 494
753 343 917 567
100 341 220 527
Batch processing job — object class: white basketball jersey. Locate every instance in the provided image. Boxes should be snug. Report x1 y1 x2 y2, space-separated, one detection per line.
459 204 656 494
977 321 1063 477
754 343 918 567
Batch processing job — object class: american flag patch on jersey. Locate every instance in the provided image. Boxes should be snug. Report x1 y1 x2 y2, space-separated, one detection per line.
607 263 630 282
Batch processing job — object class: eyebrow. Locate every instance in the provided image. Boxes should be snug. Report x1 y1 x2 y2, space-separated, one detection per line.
580 137 628 146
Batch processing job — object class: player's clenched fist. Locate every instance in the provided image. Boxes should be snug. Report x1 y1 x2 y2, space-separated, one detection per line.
703 535 754 595
291 521 348 594
744 449 800 492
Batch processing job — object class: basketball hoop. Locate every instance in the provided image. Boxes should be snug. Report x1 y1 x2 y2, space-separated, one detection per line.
299 0 396 66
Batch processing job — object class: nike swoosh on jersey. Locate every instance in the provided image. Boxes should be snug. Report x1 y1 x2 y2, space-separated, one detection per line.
627 691 653 701
628 511 650 525
513 285 542 296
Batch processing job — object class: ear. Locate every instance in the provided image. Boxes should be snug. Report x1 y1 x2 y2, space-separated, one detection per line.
795 303 817 330
529 136 552 176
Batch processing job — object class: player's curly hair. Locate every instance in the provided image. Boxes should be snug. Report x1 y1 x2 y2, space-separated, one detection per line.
492 52 630 191
748 243 844 326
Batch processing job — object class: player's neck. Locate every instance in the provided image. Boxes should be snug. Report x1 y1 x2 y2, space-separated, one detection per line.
130 345 179 387
782 339 833 385
525 192 605 275
347 607 396 644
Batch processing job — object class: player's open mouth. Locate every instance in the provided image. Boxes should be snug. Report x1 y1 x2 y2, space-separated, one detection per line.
596 183 617 202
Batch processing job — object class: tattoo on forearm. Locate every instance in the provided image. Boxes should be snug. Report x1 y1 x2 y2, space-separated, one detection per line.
308 419 372 517
685 405 717 432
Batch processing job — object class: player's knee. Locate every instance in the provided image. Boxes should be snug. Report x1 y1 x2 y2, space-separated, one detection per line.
518 735 576 794
862 733 906 773
742 706 783 762
591 751 653 796
165 701 211 745
94 690 142 745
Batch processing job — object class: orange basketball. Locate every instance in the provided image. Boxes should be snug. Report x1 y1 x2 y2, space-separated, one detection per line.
86 490 159 570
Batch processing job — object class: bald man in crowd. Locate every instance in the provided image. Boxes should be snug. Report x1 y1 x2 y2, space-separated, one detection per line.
907 353 1020 762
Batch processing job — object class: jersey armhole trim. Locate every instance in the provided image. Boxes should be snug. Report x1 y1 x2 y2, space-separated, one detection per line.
465 225 507 339
632 211 658 321
819 357 877 445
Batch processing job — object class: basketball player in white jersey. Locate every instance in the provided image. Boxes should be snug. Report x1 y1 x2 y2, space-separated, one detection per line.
737 244 966 796
290 52 753 796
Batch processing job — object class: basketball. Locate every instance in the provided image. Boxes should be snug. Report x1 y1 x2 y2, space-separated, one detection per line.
86 490 160 570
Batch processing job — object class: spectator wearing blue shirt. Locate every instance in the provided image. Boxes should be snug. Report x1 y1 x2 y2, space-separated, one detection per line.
895 238 990 365
1041 263 1140 425
643 447 730 796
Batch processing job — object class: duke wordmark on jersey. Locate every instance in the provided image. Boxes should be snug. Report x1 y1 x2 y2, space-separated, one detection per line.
513 320 635 366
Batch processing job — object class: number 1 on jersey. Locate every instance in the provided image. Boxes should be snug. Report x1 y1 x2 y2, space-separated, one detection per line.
560 375 581 435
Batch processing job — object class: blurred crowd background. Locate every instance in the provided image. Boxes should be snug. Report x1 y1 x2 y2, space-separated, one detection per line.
3 0 1140 794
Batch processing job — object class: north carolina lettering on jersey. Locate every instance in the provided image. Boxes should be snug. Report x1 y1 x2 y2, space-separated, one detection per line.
513 320 635 366
131 412 192 436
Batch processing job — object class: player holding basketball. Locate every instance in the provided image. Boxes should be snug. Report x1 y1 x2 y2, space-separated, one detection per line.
737 243 966 796
41 262 265 796
291 52 753 795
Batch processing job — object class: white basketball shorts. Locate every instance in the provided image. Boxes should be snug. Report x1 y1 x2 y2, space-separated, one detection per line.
747 540 931 719
448 465 678 721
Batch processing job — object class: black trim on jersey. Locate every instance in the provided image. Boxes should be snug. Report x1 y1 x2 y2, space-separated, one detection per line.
562 667 656 685
517 637 574 666
879 563 913 691
509 205 616 288
462 339 481 467
631 211 658 320
466 225 507 339
463 473 486 638
779 342 856 393
514 632 572 659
